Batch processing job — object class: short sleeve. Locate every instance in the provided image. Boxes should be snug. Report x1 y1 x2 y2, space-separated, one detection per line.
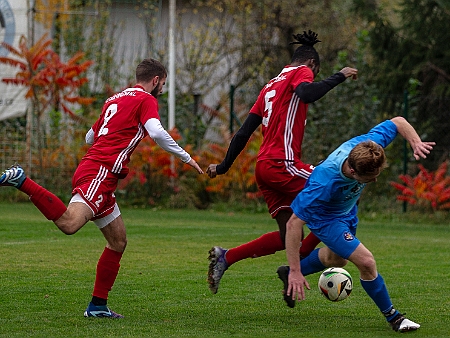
291 66 314 89
139 95 160 125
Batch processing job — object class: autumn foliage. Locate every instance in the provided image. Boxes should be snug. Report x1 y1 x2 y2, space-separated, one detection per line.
0 33 94 121
199 128 262 201
390 161 450 211
118 129 195 188
118 125 263 207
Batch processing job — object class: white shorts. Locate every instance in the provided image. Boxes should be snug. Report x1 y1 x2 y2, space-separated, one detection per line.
70 193 121 229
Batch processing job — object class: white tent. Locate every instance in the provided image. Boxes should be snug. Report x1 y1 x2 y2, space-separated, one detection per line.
0 0 29 121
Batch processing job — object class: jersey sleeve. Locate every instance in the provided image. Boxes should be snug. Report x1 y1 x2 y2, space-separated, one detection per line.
85 128 94 145
144 118 191 163
353 120 398 149
291 66 314 88
90 114 101 136
139 95 160 125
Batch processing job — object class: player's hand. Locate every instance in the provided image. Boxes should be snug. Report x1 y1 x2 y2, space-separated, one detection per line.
188 159 204 174
206 164 218 178
339 67 358 80
287 270 310 302
412 141 435 160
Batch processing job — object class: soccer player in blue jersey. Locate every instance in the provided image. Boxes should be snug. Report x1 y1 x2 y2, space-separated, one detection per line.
278 116 435 332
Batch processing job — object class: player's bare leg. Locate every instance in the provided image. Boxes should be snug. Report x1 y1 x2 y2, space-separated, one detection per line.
1 165 92 234
276 210 321 258
348 244 420 332
54 202 93 235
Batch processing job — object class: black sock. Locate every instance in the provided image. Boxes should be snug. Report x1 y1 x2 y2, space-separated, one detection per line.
91 296 107 306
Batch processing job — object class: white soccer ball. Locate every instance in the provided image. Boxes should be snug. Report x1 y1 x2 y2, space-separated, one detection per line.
318 267 353 302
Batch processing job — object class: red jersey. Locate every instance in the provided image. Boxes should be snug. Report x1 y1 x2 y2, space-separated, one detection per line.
250 65 313 161
82 85 159 177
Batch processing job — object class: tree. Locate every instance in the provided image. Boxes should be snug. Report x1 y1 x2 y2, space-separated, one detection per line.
150 0 365 152
352 0 450 168
0 33 94 178
0 33 93 119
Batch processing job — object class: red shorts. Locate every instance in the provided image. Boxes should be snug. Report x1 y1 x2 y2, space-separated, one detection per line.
71 160 119 220
255 159 314 218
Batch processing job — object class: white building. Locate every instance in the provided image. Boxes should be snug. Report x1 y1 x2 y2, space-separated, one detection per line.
0 0 239 126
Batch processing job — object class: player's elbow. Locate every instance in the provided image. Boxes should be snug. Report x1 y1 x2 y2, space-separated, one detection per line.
390 116 406 126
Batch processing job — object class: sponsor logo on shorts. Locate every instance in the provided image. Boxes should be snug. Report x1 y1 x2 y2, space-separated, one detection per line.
343 232 354 241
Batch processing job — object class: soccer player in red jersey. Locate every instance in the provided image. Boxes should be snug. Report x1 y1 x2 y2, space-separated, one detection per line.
0 58 203 317
206 30 358 294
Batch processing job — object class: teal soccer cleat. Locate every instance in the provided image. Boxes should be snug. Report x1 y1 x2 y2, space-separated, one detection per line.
84 302 124 318
0 164 26 188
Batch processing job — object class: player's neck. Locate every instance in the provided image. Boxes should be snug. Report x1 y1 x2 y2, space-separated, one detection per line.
290 61 303 67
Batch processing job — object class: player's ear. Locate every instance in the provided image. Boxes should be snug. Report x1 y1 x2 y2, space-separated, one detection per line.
152 75 159 88
309 59 320 76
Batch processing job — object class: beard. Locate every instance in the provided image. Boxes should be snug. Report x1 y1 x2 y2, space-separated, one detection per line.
150 87 160 97
150 82 163 97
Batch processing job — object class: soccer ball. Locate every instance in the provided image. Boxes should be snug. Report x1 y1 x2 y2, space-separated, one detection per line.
318 267 353 302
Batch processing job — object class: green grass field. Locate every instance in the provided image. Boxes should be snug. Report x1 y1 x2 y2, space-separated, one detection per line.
0 203 449 337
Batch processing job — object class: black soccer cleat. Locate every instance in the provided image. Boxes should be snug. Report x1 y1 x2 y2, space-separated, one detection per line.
277 265 296 308
389 313 420 332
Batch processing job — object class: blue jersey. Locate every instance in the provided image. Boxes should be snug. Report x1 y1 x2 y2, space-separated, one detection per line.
291 120 398 227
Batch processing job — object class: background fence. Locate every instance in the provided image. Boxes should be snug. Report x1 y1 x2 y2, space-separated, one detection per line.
1 93 449 210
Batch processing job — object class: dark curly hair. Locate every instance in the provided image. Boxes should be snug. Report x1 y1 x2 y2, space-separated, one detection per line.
290 30 321 65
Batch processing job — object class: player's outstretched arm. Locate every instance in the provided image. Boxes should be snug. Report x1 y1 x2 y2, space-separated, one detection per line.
145 118 204 171
188 158 204 174
390 116 435 160
207 113 261 178
285 214 310 302
295 67 358 104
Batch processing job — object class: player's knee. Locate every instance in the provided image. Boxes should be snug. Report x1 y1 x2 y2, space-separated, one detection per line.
55 208 87 235
322 251 347 267
357 254 376 273
57 222 80 235
328 256 348 267
109 237 127 253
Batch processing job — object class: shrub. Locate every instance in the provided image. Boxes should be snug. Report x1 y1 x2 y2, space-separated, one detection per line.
116 129 203 208
198 127 263 204
390 160 450 212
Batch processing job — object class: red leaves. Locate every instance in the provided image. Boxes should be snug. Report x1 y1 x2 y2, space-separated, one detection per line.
0 34 94 120
390 160 450 211
118 129 192 191
0 57 27 70
119 127 262 203
199 130 261 199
